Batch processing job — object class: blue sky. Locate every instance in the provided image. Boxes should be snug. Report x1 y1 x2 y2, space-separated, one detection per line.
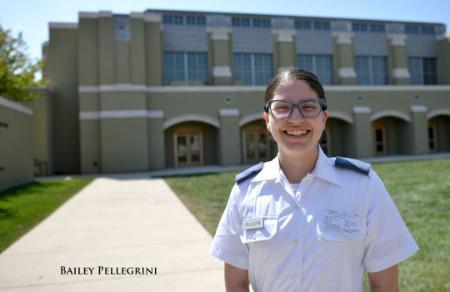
1 0 449 61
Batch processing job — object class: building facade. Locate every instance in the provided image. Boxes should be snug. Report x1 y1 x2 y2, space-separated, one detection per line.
42 9 450 174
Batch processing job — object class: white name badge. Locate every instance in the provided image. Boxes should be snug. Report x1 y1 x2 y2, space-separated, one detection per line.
320 210 361 238
243 217 264 230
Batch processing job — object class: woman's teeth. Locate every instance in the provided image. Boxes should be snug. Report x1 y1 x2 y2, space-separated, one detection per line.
285 130 309 136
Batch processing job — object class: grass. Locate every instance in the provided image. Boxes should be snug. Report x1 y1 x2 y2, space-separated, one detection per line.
165 159 450 291
0 179 93 253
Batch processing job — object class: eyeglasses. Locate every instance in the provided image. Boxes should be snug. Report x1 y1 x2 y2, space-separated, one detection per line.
264 98 327 119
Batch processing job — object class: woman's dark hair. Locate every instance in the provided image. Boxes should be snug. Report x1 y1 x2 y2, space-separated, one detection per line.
264 67 326 109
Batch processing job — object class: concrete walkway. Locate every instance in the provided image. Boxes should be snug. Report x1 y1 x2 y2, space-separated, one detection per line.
0 175 225 291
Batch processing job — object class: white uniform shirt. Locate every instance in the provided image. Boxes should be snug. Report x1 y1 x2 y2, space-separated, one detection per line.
210 147 419 292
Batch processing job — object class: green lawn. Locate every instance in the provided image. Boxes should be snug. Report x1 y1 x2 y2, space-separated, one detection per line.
165 159 450 291
0 179 92 253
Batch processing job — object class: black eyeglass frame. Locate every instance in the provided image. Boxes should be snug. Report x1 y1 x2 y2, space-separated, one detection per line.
264 98 327 119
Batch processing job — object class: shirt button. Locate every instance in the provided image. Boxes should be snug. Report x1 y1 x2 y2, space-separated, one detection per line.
292 239 299 245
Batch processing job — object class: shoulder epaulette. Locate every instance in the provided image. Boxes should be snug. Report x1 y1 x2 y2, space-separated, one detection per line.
235 162 264 184
334 157 370 176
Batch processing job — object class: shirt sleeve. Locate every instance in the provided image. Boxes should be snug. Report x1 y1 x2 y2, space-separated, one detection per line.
363 171 419 273
209 184 249 270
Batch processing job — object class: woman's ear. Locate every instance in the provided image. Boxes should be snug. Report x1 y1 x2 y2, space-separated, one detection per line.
263 112 270 132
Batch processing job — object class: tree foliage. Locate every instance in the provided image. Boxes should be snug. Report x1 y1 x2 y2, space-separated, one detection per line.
0 25 44 101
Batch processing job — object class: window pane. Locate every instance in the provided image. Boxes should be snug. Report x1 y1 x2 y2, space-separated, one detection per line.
315 55 333 85
356 56 370 85
409 57 423 85
423 58 437 85
187 52 208 82
371 57 387 85
234 53 253 85
254 53 273 85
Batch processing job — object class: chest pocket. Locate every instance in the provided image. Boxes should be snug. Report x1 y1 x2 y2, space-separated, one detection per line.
317 209 364 243
240 216 278 244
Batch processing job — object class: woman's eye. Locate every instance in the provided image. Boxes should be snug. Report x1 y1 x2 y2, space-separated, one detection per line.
274 106 290 112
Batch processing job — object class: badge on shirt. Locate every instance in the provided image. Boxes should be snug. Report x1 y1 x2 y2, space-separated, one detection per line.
319 210 361 240
243 217 264 230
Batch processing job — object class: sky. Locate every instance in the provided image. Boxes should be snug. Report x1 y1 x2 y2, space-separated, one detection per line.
0 0 449 61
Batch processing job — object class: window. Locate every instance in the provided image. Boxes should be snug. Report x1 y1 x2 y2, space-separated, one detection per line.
295 20 330 30
232 17 251 27
405 24 420 34
353 22 368 32
295 20 312 30
186 15 206 26
370 23 385 33
163 15 205 26
297 55 333 85
428 122 437 152
373 122 387 155
114 16 130 42
355 56 387 85
232 17 271 28
313 21 331 31
421 26 436 35
253 18 271 28
353 22 385 33
409 57 437 85
234 53 273 85
164 52 208 85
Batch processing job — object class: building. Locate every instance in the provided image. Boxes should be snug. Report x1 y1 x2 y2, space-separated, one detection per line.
41 9 450 175
0 96 34 192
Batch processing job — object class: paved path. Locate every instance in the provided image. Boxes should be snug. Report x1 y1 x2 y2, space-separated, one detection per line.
0 175 225 291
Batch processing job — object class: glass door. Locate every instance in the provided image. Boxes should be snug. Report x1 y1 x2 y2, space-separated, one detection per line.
175 133 203 167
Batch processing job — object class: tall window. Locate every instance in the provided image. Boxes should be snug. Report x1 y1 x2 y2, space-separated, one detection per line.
409 57 437 85
164 52 208 85
234 53 273 85
297 54 333 85
355 56 387 85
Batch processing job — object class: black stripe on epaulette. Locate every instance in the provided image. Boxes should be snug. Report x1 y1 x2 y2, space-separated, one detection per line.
334 157 370 176
235 162 264 184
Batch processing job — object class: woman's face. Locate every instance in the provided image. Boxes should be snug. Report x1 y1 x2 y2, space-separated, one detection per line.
263 80 328 158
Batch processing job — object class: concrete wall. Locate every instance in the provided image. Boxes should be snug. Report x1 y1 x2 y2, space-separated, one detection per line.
47 24 79 174
0 97 34 192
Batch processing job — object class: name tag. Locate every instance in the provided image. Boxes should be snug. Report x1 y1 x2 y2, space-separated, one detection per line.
243 217 264 230
320 210 360 238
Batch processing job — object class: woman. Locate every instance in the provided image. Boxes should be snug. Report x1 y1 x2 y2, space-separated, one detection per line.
210 68 419 292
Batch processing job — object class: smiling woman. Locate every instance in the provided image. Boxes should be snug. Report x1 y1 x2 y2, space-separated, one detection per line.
209 67 420 292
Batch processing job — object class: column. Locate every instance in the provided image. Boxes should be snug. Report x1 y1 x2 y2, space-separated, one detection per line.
219 109 241 166
409 105 429 154
78 13 101 174
144 13 163 85
273 29 296 72
437 35 450 84
351 106 373 158
147 110 166 170
332 28 357 85
208 27 233 85
387 33 410 85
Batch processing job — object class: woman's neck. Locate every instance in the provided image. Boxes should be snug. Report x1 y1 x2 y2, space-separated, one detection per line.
278 147 319 184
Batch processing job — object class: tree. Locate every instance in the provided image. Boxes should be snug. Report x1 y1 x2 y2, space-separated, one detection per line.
0 25 44 101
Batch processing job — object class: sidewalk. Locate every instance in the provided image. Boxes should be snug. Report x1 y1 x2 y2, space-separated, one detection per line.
0 175 225 291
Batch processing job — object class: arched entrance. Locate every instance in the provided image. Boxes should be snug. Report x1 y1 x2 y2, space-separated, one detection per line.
240 120 277 164
428 114 450 152
372 116 410 156
165 121 218 167
321 117 353 157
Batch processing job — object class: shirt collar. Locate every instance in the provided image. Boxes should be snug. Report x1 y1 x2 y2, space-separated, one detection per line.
311 146 341 187
250 145 341 187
